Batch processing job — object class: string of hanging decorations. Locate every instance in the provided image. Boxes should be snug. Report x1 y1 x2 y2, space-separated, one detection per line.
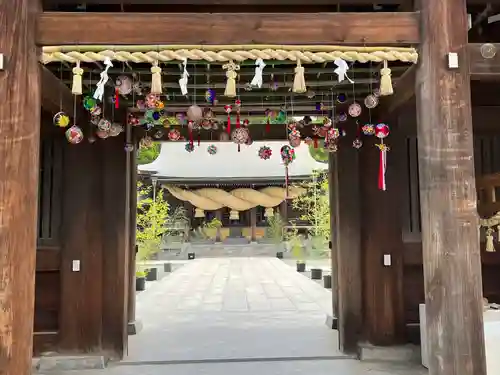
48 44 417 192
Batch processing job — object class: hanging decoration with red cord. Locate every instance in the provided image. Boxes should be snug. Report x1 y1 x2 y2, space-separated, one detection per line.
224 104 232 134
374 123 390 191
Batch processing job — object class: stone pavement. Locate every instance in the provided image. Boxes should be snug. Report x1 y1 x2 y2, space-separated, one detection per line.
38 258 426 375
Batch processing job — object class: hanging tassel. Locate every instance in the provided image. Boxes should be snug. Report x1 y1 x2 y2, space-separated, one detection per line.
266 118 270 133
293 60 307 94
150 61 162 95
251 58 266 88
71 61 84 95
224 105 232 135
188 120 194 146
93 58 113 101
376 142 389 191
198 132 201 146
379 60 394 96
223 61 240 98
486 228 496 252
114 87 119 109
179 58 189 96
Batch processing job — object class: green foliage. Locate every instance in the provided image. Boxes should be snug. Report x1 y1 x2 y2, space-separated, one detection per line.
137 142 161 165
265 213 285 244
308 144 329 164
205 217 222 229
136 182 170 262
292 169 330 241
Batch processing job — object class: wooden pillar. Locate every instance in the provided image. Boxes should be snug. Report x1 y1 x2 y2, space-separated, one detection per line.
328 155 339 321
250 208 257 242
101 135 129 359
329 148 362 354
360 130 405 345
60 138 103 352
417 1 486 374
127 137 138 326
0 0 41 373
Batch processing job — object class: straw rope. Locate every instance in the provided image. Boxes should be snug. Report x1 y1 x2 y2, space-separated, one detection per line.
40 45 418 64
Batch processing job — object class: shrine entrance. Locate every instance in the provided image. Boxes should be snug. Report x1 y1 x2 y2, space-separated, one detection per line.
1 2 495 375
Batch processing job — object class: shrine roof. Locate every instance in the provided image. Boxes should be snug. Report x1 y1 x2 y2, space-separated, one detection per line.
138 141 327 182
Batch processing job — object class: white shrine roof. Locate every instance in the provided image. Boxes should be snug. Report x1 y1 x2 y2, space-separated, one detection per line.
138 141 327 182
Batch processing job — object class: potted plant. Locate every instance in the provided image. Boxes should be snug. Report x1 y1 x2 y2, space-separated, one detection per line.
288 229 306 272
136 270 147 291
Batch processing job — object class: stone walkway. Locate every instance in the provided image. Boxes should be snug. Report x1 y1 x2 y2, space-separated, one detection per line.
43 258 426 374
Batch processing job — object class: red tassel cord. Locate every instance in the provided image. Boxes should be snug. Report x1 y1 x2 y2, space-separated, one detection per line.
227 114 231 135
114 88 119 109
198 131 201 146
285 165 289 198
236 109 241 129
266 118 270 133
313 138 318 148
376 142 389 191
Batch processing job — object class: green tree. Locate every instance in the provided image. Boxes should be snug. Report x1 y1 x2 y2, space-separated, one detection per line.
137 142 161 165
136 182 170 261
292 169 330 241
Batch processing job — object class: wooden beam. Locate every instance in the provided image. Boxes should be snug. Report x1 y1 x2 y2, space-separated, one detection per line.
417 1 486 374
329 148 362 354
37 12 419 45
0 0 41 374
43 0 407 4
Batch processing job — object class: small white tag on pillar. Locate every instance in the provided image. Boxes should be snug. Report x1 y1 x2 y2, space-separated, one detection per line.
383 254 391 267
72 260 81 272
468 14 472 30
448 53 459 69
0 54 4 71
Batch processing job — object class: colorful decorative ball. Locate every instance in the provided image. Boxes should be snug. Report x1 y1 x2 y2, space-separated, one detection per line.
54 112 71 128
83 96 97 111
201 119 212 130
168 129 181 141
231 128 249 145
289 137 301 148
90 105 102 116
375 123 390 139
224 104 232 114
336 93 347 104
243 119 250 127
235 99 242 109
185 142 195 153
338 112 348 122
364 94 379 109
352 138 363 149
109 123 123 137
203 107 214 120
153 129 164 139
205 89 216 104
116 75 132 95
348 102 362 117
162 118 171 128
128 114 140 126
146 93 159 109
96 130 109 139
155 100 165 109
143 123 154 131
207 144 217 155
65 125 84 144
327 127 340 140
280 145 295 165
175 112 186 125
124 143 134 152
136 100 146 110
98 118 111 132
187 105 203 122
322 117 332 127
362 124 375 136
258 146 272 160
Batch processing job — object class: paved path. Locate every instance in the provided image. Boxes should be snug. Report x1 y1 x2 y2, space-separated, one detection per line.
40 258 426 374
126 257 341 363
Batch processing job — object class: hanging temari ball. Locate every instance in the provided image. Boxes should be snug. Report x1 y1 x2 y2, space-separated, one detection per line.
207 144 217 155
187 105 203 122
375 123 390 139
115 75 132 95
53 112 70 128
258 146 272 160
280 145 295 165
348 102 362 117
362 124 375 136
185 142 195 153
231 128 249 145
168 129 181 141
98 118 111 132
65 125 84 144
